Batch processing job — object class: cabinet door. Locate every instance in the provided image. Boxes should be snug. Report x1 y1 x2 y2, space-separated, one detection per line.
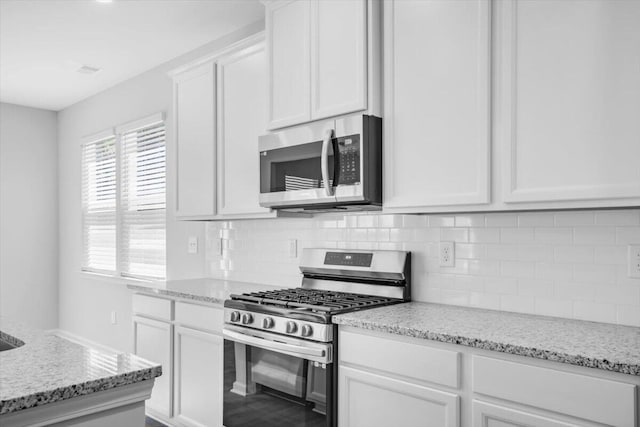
173 325 223 427
133 316 172 418
339 366 459 427
383 0 491 210
266 0 311 129
496 0 640 204
174 61 216 217
472 400 583 427
217 40 272 217
310 0 367 120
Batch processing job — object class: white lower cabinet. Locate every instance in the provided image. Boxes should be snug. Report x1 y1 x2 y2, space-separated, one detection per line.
133 315 173 419
132 294 224 427
472 401 584 427
173 325 223 427
339 366 459 427
339 327 640 427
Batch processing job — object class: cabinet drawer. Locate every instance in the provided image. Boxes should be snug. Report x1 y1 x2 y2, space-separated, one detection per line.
132 294 173 321
339 329 460 388
175 301 223 334
472 356 636 427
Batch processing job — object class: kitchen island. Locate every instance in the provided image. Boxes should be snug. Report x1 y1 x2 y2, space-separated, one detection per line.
0 317 162 427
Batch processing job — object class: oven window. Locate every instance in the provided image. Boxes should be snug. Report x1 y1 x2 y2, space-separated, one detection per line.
260 140 335 194
224 340 329 427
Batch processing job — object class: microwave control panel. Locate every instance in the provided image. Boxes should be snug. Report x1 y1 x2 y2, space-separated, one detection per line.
336 134 361 185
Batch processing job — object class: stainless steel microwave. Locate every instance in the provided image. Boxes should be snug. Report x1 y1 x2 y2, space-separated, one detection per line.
258 114 382 212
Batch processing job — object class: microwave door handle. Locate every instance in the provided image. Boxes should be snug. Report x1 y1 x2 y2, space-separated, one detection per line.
223 328 326 358
321 129 334 197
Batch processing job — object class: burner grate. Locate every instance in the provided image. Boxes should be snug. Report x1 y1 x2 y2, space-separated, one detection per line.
230 288 399 314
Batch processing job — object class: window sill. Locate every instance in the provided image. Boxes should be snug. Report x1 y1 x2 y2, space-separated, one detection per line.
79 270 166 287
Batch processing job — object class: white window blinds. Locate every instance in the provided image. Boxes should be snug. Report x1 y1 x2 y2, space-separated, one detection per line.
120 121 166 279
81 115 166 281
82 136 117 273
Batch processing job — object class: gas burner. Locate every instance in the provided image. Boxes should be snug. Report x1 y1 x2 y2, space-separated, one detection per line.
229 288 401 314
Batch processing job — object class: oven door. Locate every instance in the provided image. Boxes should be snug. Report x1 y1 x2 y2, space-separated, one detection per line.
223 325 335 427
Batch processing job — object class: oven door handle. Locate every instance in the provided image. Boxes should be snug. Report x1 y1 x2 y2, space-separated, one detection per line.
321 129 334 197
223 328 327 360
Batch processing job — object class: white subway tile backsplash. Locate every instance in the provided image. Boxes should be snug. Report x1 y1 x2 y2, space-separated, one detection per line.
517 245 553 262
593 246 628 265
594 210 640 226
574 227 616 245
500 261 535 278
501 295 535 313
573 301 616 323
500 228 534 243
484 277 518 295
554 246 594 264
534 298 573 318
534 227 573 244
441 227 469 242
573 264 617 285
402 215 428 228
615 226 640 244
616 305 640 327
486 213 518 227
455 214 485 227
456 243 486 259
428 215 455 227
205 209 640 326
517 213 555 227
469 228 500 243
518 279 554 297
554 212 594 226
535 263 573 281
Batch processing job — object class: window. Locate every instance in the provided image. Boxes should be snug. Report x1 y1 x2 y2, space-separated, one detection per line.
81 114 166 280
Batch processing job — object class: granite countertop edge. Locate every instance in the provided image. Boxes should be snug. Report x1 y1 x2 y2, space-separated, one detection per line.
0 367 162 416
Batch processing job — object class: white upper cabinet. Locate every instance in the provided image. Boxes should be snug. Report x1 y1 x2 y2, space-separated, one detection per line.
495 0 640 205
266 0 376 130
383 0 491 211
266 0 311 129
172 61 216 218
217 38 273 217
310 0 367 120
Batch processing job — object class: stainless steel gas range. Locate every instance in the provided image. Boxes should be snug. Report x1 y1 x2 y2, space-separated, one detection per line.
222 248 411 427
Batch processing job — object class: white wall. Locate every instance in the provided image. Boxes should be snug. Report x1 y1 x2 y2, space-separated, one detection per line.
206 210 640 327
57 21 264 352
0 103 58 329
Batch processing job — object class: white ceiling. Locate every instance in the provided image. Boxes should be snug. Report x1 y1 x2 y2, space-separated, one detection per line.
0 0 264 111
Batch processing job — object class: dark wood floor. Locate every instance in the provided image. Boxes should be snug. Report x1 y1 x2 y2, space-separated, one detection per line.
145 416 168 427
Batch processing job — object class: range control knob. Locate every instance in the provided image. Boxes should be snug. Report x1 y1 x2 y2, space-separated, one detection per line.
301 324 313 337
262 317 275 329
230 311 241 322
241 313 254 325
286 321 298 334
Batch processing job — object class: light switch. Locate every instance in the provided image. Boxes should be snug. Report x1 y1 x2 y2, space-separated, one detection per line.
288 239 298 258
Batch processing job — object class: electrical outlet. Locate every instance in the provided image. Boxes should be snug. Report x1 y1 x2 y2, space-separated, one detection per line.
188 236 198 254
439 241 455 267
288 239 298 258
110 311 117 325
629 245 640 278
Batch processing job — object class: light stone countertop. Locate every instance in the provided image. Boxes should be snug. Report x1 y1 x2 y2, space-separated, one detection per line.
333 302 640 376
127 277 285 305
0 318 162 415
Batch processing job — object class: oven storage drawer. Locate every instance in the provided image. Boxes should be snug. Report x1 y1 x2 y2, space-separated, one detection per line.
339 329 460 389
